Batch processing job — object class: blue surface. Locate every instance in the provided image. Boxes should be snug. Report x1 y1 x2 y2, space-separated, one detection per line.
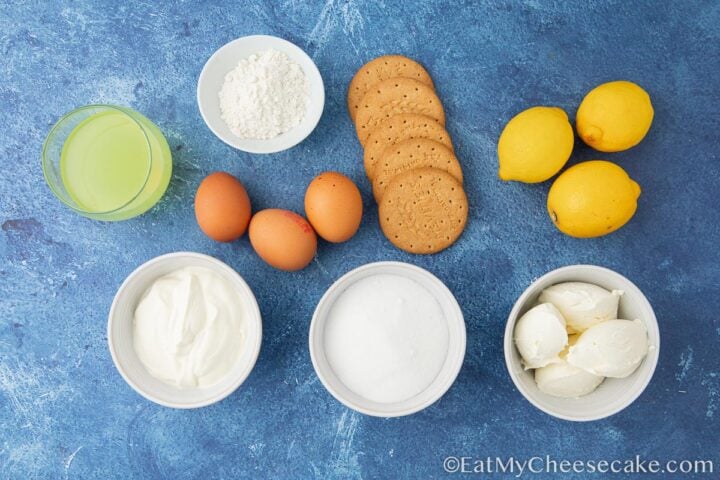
1 1 719 478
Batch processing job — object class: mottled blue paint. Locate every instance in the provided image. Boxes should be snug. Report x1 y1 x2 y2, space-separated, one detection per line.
1 1 719 478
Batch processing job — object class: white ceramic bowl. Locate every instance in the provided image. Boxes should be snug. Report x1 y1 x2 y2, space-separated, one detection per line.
504 265 660 421
108 252 262 408
197 35 325 154
310 262 466 417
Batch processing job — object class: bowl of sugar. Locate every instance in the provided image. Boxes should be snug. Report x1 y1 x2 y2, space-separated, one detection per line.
309 262 466 417
197 35 325 154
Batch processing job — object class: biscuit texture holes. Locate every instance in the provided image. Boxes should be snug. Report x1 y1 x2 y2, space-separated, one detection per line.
347 56 435 122
378 167 468 254
363 115 453 179
372 138 464 201
354 78 446 143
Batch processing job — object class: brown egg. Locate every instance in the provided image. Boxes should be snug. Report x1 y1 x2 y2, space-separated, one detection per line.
304 172 363 243
248 209 317 271
195 172 252 242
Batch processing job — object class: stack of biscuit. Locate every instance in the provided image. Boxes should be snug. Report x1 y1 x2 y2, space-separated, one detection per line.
347 55 468 254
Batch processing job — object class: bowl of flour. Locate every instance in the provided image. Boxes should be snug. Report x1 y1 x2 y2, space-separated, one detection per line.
197 35 324 154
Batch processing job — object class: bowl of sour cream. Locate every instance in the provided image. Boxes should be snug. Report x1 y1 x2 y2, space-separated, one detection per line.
108 252 262 408
310 262 466 417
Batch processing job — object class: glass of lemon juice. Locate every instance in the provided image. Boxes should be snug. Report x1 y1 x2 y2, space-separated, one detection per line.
42 105 172 221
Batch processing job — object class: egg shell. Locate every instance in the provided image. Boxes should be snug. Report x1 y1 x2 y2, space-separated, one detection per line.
195 172 252 242
249 209 317 271
304 172 363 243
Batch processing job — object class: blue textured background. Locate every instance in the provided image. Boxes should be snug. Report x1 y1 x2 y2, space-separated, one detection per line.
1 1 719 478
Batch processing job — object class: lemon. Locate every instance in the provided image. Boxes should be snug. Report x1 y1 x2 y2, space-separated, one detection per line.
576 81 654 152
547 160 641 238
498 106 574 183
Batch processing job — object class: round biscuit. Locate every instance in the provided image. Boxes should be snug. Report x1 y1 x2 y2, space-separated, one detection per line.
379 167 468 254
363 114 453 179
355 78 445 146
373 139 463 202
347 55 434 123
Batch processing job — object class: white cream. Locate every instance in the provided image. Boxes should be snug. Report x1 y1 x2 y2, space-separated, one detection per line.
538 282 622 333
133 266 245 388
534 335 604 398
535 360 605 398
514 303 568 370
567 319 649 378
323 274 449 404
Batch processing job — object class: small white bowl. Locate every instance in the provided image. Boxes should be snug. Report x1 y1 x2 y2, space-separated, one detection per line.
504 265 660 422
197 35 325 154
310 262 466 417
108 252 262 408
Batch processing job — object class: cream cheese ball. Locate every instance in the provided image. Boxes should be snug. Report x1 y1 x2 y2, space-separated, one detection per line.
535 361 605 398
538 282 622 333
534 335 604 398
514 303 568 369
567 319 649 378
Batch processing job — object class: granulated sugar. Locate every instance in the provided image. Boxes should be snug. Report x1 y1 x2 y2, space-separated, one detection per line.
219 49 309 139
323 274 449 404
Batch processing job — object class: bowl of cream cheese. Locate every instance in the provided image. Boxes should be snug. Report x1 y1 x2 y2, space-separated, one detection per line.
197 35 325 154
310 262 466 417
108 252 262 408
504 265 660 421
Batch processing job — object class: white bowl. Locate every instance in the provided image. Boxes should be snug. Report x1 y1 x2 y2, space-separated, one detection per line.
504 265 660 421
310 262 466 417
107 252 262 408
197 35 325 154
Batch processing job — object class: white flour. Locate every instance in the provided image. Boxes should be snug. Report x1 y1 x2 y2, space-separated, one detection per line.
219 49 309 140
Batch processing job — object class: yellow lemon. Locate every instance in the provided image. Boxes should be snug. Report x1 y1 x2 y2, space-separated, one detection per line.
576 81 654 152
547 160 641 238
498 106 574 183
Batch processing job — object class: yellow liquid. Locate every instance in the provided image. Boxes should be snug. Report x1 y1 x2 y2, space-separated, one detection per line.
60 108 172 220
